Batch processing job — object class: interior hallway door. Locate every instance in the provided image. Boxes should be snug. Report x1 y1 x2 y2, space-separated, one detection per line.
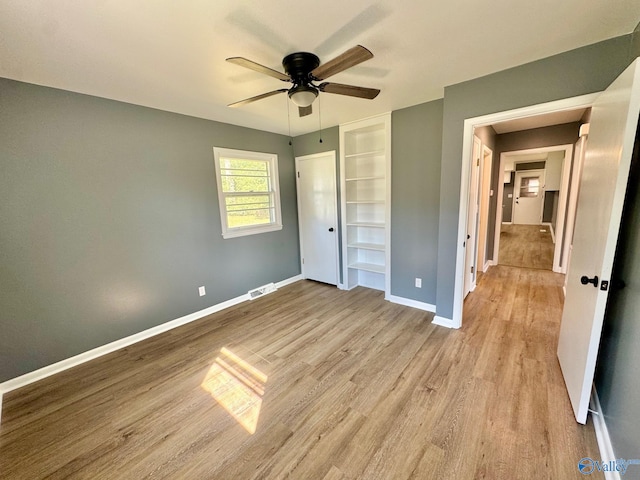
295 151 339 285
557 58 640 424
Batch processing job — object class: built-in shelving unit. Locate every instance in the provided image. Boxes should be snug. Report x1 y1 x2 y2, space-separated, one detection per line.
340 113 391 294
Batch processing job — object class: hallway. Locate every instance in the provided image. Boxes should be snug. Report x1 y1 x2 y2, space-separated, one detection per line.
498 224 554 270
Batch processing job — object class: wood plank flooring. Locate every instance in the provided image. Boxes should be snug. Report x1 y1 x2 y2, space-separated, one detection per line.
0 267 602 479
499 224 554 270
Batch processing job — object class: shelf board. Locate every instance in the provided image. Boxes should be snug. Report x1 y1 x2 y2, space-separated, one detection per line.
346 200 384 204
346 221 385 228
345 176 384 182
348 262 385 274
347 242 385 251
344 149 385 159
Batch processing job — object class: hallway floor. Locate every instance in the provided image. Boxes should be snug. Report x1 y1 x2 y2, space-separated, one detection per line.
498 224 554 270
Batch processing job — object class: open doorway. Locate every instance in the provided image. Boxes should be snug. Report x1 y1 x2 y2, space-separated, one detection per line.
454 59 640 428
451 93 599 328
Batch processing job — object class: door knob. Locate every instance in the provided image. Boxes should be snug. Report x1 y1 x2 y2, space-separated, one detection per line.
580 275 599 287
328 227 334 232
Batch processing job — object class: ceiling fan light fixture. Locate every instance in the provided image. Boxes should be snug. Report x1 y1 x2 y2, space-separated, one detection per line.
289 85 318 107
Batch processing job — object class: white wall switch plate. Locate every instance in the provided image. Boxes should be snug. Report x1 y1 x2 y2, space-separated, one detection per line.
415 278 422 288
198 286 206 296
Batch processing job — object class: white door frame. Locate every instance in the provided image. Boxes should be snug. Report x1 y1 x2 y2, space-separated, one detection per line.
452 93 599 328
493 144 573 272
294 151 340 286
464 136 482 297
478 145 493 273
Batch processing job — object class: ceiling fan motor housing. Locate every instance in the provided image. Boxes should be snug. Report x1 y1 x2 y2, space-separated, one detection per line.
282 52 320 85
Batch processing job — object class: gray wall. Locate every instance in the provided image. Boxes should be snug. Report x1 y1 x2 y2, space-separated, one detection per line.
436 35 635 320
490 123 580 255
474 125 497 151
595 125 640 460
542 191 557 224
292 127 339 158
0 78 300 382
390 100 443 305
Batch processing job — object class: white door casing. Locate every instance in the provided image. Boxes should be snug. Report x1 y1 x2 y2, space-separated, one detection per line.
295 152 339 285
477 146 493 272
557 59 640 424
463 136 482 297
513 169 546 225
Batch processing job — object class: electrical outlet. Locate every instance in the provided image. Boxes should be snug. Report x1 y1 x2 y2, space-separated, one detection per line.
415 278 422 288
198 286 206 296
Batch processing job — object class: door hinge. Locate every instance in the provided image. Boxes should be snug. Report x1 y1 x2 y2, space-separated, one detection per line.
302 258 304 264
297 171 300 178
471 266 474 274
476 158 480 167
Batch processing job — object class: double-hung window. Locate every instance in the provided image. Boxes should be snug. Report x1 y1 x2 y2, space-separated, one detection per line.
213 147 282 239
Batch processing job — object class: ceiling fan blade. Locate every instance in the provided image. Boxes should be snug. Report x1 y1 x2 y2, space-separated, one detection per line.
311 45 373 81
318 82 380 99
298 105 313 117
228 89 288 107
226 57 290 82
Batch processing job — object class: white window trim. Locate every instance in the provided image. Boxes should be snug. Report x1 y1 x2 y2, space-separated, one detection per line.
213 147 283 239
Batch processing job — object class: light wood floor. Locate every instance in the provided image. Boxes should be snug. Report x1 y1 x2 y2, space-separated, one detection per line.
499 224 554 270
0 267 602 479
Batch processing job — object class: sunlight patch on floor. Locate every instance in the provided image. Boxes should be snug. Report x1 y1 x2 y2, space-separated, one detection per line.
201 347 267 434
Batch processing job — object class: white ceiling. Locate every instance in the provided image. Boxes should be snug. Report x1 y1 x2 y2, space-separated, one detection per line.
1 1 639 136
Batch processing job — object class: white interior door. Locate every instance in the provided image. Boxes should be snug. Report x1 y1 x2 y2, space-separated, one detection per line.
463 136 481 297
557 59 640 424
295 152 339 285
513 169 545 224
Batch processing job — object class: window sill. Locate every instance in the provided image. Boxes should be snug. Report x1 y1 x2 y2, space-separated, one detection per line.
222 224 283 239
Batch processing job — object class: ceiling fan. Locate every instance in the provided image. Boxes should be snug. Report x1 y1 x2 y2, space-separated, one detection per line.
226 45 380 117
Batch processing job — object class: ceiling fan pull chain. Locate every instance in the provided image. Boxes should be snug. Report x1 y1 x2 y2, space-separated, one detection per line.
286 94 292 146
318 95 323 144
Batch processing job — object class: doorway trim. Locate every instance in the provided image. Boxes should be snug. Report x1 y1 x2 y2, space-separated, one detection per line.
452 92 599 328
294 151 340 286
478 145 494 273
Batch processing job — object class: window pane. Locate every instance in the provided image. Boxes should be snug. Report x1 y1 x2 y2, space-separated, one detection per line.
221 175 270 193
225 195 271 212
520 176 540 198
226 208 274 228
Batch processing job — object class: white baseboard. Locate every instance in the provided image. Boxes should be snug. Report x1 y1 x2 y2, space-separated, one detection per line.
482 260 492 272
387 295 436 313
543 222 556 243
0 274 302 424
276 275 303 288
432 315 458 329
590 386 620 480
502 221 513 225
